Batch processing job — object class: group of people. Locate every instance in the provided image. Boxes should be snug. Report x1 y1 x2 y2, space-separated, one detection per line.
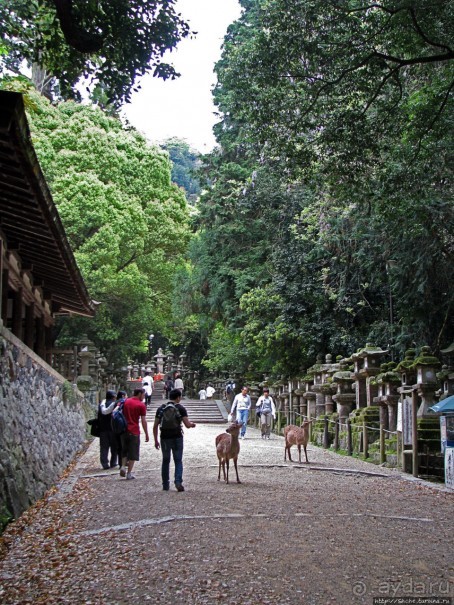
198 384 216 400
164 373 184 398
96 386 196 491
230 386 276 439
96 381 275 489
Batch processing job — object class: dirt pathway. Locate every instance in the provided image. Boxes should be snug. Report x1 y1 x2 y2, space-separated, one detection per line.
0 422 452 604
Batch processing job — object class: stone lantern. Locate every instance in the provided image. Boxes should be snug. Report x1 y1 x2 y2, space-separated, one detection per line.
301 373 316 421
308 354 325 417
396 349 417 388
351 343 388 408
437 364 454 401
154 348 165 375
373 362 400 431
332 359 355 424
413 346 441 416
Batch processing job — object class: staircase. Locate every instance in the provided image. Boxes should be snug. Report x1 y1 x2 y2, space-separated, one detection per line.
146 382 227 424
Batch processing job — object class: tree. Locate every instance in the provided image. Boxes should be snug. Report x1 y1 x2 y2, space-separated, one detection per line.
214 0 454 177
18 86 191 364
184 0 453 378
161 138 202 204
0 0 191 106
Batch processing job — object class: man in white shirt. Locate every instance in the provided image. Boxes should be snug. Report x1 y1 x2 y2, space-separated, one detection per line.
206 385 215 399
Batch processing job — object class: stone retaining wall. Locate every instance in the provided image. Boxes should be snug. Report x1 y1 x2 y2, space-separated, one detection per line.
0 324 92 520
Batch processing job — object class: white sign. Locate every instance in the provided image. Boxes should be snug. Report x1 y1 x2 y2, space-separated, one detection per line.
402 398 413 446
445 447 454 490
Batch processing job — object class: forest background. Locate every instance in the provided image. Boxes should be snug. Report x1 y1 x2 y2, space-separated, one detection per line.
0 0 453 381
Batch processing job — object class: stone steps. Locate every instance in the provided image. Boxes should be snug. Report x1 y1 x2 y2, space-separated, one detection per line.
146 397 227 424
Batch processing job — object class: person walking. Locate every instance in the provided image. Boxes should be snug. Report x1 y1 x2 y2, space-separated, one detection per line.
153 388 196 492
174 373 184 396
114 390 127 465
206 384 215 399
119 388 149 480
98 390 118 469
256 388 276 439
198 386 207 400
142 373 153 408
230 386 251 439
164 375 174 399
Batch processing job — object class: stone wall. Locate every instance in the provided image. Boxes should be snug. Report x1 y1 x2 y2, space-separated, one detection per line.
0 324 92 520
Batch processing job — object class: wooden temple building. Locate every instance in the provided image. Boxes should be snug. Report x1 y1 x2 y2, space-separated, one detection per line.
0 91 95 362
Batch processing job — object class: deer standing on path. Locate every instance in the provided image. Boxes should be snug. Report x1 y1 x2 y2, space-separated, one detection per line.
216 421 243 484
284 421 312 463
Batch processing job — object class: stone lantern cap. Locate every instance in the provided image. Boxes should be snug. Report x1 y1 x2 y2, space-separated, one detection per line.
332 370 355 382
413 346 441 368
396 349 417 373
351 343 388 360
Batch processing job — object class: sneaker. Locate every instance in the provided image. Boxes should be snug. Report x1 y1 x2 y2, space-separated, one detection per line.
119 467 126 477
102 464 109 470
175 484 185 492
126 473 136 480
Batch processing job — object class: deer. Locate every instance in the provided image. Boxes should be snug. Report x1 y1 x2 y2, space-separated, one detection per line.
215 421 243 484
284 421 312 463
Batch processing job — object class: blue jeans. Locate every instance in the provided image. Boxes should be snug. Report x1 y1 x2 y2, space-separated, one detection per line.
237 409 249 437
161 437 184 487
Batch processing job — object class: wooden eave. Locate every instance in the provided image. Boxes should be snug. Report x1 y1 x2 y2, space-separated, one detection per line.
0 91 95 317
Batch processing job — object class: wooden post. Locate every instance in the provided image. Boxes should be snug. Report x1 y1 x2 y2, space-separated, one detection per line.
363 419 368 459
334 418 339 450
347 419 352 455
412 391 419 477
323 415 329 449
11 287 23 339
380 424 386 464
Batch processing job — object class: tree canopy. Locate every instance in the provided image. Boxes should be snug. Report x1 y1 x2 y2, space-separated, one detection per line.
0 0 191 106
15 85 191 364
174 0 453 378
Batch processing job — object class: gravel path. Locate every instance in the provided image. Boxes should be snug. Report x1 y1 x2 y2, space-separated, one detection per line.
0 421 452 604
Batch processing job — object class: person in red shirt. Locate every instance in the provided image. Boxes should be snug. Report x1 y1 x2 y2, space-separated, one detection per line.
120 388 149 480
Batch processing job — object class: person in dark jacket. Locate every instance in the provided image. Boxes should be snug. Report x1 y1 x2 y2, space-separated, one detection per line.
98 390 118 469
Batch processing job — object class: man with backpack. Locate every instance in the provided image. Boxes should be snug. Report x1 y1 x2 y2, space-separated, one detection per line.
153 388 196 492
119 388 149 480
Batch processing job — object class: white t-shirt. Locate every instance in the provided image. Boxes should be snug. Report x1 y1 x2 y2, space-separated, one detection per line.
206 386 215 398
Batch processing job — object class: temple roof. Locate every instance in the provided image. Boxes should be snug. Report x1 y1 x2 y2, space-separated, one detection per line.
0 91 95 317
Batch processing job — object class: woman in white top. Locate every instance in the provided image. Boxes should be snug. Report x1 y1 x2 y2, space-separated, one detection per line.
256 388 276 439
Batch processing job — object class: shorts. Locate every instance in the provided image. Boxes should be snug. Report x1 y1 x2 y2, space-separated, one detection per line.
120 432 140 461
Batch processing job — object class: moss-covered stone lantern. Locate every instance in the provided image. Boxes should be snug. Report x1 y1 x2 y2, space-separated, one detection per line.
413 346 441 416
332 359 355 424
374 362 400 431
351 343 388 408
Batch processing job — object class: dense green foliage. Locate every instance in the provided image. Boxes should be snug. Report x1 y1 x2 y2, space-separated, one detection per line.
161 138 201 204
17 86 190 364
0 0 191 106
175 0 454 378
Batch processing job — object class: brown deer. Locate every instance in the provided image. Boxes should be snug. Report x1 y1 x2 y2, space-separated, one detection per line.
284 421 312 463
215 421 243 484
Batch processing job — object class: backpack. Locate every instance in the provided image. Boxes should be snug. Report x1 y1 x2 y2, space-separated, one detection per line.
111 402 127 434
160 403 181 431
226 385 232 394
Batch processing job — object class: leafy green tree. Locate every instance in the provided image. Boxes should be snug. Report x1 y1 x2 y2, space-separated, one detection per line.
0 0 191 106
161 138 201 204
185 0 453 378
18 87 191 364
